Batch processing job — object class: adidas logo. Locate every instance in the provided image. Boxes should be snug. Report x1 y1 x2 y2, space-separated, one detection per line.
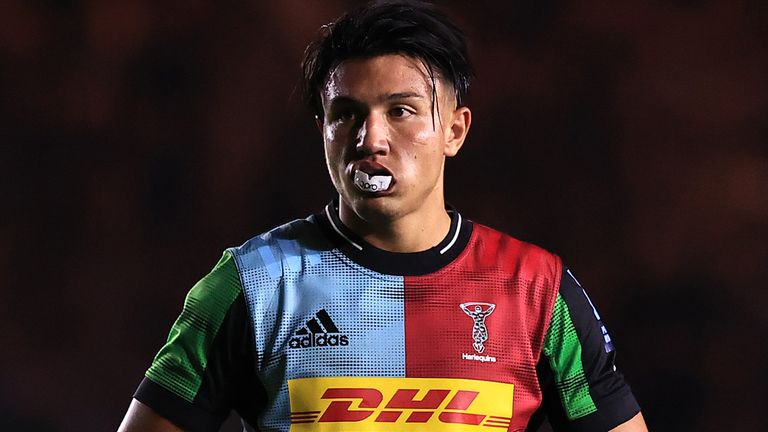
289 309 349 349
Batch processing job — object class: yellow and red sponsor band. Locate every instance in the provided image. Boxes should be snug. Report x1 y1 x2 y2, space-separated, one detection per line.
288 377 514 431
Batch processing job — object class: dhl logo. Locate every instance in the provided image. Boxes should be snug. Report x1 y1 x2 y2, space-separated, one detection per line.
288 377 514 431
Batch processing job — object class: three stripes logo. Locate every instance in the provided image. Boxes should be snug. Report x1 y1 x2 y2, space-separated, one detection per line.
289 309 349 349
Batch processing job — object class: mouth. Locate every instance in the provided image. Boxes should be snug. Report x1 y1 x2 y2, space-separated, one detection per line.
348 160 396 194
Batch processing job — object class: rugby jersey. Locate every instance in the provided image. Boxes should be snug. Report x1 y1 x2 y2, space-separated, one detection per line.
134 203 639 431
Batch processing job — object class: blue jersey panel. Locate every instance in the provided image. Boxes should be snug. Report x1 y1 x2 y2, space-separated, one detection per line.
230 219 406 432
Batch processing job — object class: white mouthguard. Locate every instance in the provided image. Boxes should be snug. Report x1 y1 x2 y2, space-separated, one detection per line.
354 170 392 192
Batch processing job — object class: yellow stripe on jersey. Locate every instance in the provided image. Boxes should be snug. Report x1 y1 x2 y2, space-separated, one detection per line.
288 377 514 431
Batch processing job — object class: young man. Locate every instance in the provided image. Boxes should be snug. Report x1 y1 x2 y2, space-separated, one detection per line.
119 1 648 431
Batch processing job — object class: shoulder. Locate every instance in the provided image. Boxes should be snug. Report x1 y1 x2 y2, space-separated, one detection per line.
227 216 332 272
231 216 326 253
468 221 562 281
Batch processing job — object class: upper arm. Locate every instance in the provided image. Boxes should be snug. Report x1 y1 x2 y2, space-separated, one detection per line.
610 412 648 432
538 267 643 431
118 399 184 432
125 251 265 431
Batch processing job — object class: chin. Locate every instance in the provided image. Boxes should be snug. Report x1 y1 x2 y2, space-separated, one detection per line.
345 193 403 223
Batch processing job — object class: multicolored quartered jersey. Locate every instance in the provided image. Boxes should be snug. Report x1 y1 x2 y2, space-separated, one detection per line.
135 203 640 432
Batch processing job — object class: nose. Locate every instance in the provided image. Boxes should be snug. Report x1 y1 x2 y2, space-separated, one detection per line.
355 113 389 156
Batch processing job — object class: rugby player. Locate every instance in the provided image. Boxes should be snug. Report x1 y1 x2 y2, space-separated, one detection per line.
119 1 648 431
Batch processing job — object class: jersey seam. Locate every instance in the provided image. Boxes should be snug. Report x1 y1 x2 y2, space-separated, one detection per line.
145 251 243 403
537 257 563 366
227 247 265 375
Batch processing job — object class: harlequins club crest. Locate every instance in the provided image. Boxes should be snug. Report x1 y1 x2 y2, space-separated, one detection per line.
289 309 349 349
460 302 496 353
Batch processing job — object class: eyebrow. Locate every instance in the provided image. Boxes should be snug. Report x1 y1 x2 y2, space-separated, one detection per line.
386 92 425 101
327 92 425 106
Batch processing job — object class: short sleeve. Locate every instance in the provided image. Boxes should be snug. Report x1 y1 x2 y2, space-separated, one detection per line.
535 267 640 431
133 251 265 431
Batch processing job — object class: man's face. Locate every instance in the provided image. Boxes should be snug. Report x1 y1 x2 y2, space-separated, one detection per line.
319 54 470 225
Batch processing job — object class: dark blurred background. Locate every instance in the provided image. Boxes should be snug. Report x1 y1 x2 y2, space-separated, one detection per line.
1 0 766 431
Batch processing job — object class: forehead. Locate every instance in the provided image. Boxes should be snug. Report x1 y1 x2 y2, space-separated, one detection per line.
322 54 439 102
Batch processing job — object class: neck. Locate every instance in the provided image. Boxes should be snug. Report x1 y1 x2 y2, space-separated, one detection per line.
338 200 452 253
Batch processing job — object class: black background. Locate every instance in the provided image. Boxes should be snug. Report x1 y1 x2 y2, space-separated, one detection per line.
1 1 767 430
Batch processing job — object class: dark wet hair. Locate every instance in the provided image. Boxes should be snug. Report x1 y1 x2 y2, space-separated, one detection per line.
301 0 473 117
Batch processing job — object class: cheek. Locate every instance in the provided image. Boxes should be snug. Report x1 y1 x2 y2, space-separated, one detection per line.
408 134 446 180
407 122 444 154
407 130 445 162
323 126 344 159
324 124 339 143
413 129 432 144
402 143 442 179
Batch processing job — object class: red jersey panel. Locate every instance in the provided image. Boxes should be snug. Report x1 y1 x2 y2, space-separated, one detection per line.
405 223 562 430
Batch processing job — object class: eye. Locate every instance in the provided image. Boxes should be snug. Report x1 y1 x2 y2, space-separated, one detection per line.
334 109 355 122
390 107 414 118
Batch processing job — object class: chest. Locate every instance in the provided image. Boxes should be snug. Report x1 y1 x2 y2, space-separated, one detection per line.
244 251 555 431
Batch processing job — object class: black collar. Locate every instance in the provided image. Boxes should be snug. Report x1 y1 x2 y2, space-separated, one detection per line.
314 201 473 276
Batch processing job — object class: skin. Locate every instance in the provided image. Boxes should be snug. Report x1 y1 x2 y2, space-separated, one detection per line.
118 53 648 432
118 400 647 432
320 54 648 432
318 54 471 252
117 399 181 432
612 412 649 432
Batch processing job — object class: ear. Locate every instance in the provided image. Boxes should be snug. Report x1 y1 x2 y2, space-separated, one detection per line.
443 106 471 157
